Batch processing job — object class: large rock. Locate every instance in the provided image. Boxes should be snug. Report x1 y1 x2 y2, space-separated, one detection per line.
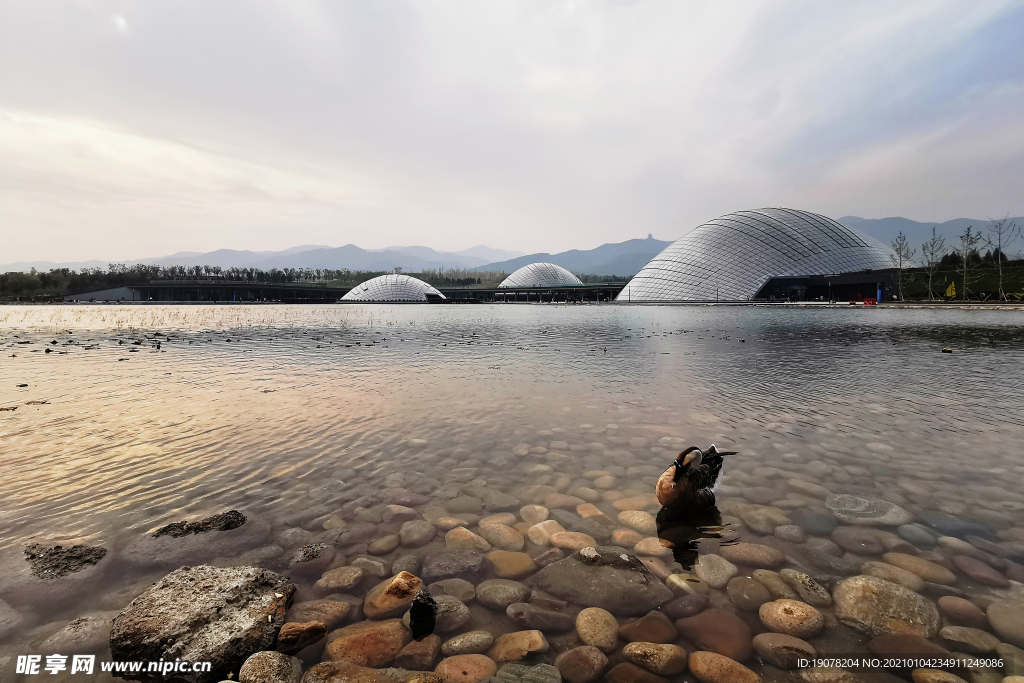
324 619 412 668
833 575 940 638
238 651 302 683
826 494 913 526
40 610 118 654
122 514 272 568
0 542 111 606
531 547 672 617
109 565 294 683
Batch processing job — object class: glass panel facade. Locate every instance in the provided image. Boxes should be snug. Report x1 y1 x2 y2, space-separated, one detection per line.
617 208 894 301
341 274 446 302
498 262 584 288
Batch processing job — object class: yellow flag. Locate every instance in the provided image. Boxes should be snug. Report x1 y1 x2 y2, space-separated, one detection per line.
946 281 956 297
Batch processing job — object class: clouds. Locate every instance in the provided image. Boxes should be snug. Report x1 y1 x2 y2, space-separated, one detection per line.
0 0 1022 262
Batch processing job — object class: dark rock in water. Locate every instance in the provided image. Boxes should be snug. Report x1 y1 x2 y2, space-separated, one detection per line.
152 510 246 538
393 554 422 576
276 621 327 655
533 548 565 567
39 610 118 654
409 591 437 640
549 510 612 543
662 593 710 620
23 543 107 579
788 546 861 576
109 565 294 683
531 547 673 617
495 662 561 683
743 487 784 505
788 509 836 536
916 511 996 540
422 550 487 583
122 515 272 569
896 523 937 548
506 602 575 633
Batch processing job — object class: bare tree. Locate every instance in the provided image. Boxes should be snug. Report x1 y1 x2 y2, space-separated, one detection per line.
889 231 916 301
955 226 984 301
920 226 946 301
986 216 1020 301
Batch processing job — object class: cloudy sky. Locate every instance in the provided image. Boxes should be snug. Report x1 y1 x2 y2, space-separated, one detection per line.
2 0 1023 262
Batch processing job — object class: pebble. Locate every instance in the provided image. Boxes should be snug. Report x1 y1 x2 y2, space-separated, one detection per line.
324 618 411 668
779 569 832 607
687 651 760 683
916 511 994 539
867 634 950 657
614 529 645 546
421 550 487 583
434 654 497 683
617 611 678 644
694 554 738 589
617 511 657 535
427 578 476 602
719 542 785 568
790 508 837 535
621 643 688 676
986 599 1024 648
275 621 326 655
506 602 574 633
368 535 401 555
831 526 884 554
545 493 586 510
604 662 669 683
401 521 438 548
520 506 549 525
554 646 609 683
364 572 422 619
826 494 914 526
661 593 710 620
287 599 352 630
936 596 987 628
938 625 1001 653
549 531 596 551
478 525 525 552
613 495 658 511
486 630 549 662
526 520 565 545
752 632 816 670
316 566 364 592
898 523 938 548
480 513 518 527
774 525 807 543
751 569 800 600
436 517 471 532
446 528 492 553
883 553 957 584
441 630 494 656
633 537 672 558
951 555 1009 587
666 573 709 596
832 575 940 638
860 561 925 592
396 635 443 671
759 599 824 639
476 579 530 610
238 651 302 683
674 608 754 661
446 497 485 515
576 607 619 652
727 577 773 611
486 551 538 580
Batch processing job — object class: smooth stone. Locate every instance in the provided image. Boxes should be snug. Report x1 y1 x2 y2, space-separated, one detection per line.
727 577 773 611
431 595 471 633
687 651 760 683
446 528 492 553
826 494 913 526
751 570 800 600
446 497 485 515
617 511 657 535
324 619 412 668
506 602 574 633
720 542 785 569
532 547 673 617
951 555 1009 587
383 505 418 524
779 568 832 607
661 593 710 620
744 487 785 505
789 545 861 576
786 479 831 499
774 525 808 543
614 529 645 546
316 566 364 592
434 654 497 683
898 523 938 548
604 662 669 683
831 527 884 555
478 525 525 553
790 508 837 535
674 608 754 661
986 600 1024 648
287 599 352 629
436 518 472 532
486 630 549 662
694 554 738 589
752 633 815 670
396 635 443 671
638 557 672 581
520 506 549 525
545 493 586 510
554 646 609 683
832 575 940 638
938 625 1001 653
352 556 392 578
575 606 619 653
937 596 987 629
476 579 530 611
301 660 390 683
666 573 709 596
402 521 439 548
867 634 950 657
422 550 487 583
621 642 688 676
883 553 957 584
526 520 565 546
276 621 326 655
549 531 596 551
633 537 672 558
617 611 678 644
860 561 926 591
759 599 824 639
612 495 658 511
494 662 561 683
916 511 995 540
364 572 422 619
239 651 302 683
427 578 476 602
485 551 538 580
441 630 495 656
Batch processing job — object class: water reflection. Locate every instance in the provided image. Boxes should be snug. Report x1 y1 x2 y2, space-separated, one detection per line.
656 504 738 570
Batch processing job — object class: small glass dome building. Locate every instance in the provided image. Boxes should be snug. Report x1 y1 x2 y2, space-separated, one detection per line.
617 208 894 302
498 262 584 288
341 274 446 302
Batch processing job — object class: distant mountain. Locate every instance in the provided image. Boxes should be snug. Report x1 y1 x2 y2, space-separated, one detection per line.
474 236 673 277
840 216 1024 254
452 245 525 262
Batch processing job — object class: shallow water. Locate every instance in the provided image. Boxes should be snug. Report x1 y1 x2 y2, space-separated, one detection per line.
1 304 1023 676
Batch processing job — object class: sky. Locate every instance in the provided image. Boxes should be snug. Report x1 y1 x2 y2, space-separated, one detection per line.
2 0 1023 263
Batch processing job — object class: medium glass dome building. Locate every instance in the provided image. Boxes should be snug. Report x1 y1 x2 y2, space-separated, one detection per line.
617 208 894 302
498 262 584 288
341 274 446 302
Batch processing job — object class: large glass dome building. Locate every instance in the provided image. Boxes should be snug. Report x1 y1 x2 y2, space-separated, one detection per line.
498 263 584 288
341 274 446 302
617 208 894 302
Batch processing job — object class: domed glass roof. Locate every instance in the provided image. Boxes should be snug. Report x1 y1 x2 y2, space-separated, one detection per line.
341 274 446 302
498 262 584 288
617 208 894 302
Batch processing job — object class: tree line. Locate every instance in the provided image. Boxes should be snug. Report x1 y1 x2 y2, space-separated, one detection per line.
888 217 1023 301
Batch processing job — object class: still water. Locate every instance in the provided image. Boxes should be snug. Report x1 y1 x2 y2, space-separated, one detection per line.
0 304 1022 676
